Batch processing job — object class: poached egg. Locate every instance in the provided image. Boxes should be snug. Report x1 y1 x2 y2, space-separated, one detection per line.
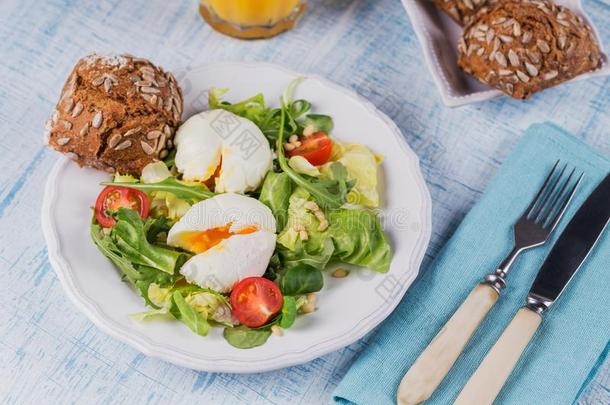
174 109 273 194
167 193 277 292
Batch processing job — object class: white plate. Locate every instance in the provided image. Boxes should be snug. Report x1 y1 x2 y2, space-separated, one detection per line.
401 0 610 107
41 62 431 373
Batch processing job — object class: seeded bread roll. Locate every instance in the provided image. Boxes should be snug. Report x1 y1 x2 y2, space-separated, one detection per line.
44 53 183 175
457 0 602 99
432 0 499 26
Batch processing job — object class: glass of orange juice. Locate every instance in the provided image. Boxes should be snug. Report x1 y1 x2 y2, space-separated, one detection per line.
199 0 306 39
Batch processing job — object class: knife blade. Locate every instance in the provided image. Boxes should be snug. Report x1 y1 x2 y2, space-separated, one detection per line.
527 173 610 312
455 173 610 405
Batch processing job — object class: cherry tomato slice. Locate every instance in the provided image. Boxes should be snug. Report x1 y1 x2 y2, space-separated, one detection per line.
230 277 283 328
94 185 150 228
286 131 333 166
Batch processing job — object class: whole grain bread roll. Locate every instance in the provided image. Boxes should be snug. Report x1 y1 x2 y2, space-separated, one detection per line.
44 53 183 175
457 0 602 99
432 0 499 26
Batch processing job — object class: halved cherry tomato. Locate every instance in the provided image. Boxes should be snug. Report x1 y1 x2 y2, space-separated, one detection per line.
94 185 150 228
286 131 333 166
230 277 283 328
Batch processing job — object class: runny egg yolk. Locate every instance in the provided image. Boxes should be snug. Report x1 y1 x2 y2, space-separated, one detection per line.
176 224 257 254
203 160 222 190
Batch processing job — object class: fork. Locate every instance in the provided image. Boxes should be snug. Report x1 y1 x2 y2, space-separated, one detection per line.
396 161 581 405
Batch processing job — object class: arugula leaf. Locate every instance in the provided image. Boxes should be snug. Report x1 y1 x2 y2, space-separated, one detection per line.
276 98 351 209
223 326 272 349
280 264 324 296
259 171 292 230
111 208 185 274
172 291 211 336
279 296 297 329
90 221 140 285
328 208 392 273
102 177 214 203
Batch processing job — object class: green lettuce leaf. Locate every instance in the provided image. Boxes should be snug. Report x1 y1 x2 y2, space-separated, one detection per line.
259 171 292 230
322 143 382 208
327 208 392 273
280 264 324 296
172 291 211 336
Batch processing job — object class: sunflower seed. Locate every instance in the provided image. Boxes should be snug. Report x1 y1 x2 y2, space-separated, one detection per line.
80 123 90 137
499 35 513 43
516 70 530 82
477 47 485 56
63 99 75 113
166 138 173 149
557 11 568 19
486 29 495 43
106 74 118 84
172 97 182 114
537 39 551 53
526 49 541 64
558 35 567 49
513 22 521 37
478 24 489 32
524 62 538 77
142 73 157 85
66 152 78 161
163 124 172 137
124 127 142 137
159 149 168 159
130 75 140 83
157 134 167 152
134 80 152 87
62 120 72 130
92 76 105 86
172 105 180 122
140 86 160 94
146 130 162 140
506 83 515 95
492 17 506 25
544 70 559 80
139 66 155 75
52 110 59 124
92 111 103 128
522 31 533 44
508 49 520 67
103 78 113 93
114 140 132 151
163 97 172 111
141 141 155 155
499 69 512 76
108 133 122 148
557 19 570 27
495 52 508 67
71 102 83 118
57 137 70 146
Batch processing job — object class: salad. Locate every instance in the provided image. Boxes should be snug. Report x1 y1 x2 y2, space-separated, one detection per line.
90 79 392 349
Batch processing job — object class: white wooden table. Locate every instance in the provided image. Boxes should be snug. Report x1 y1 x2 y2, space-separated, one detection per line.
0 0 608 403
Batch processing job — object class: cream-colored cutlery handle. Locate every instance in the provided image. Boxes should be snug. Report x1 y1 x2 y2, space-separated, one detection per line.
454 307 542 405
396 284 499 405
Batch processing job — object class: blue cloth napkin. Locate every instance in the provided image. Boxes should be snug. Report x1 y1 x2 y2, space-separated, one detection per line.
332 123 610 405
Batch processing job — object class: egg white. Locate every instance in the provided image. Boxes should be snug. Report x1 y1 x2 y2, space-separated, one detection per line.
174 109 272 194
167 193 277 292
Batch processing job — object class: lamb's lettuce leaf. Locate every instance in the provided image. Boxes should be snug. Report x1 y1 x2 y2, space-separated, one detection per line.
223 326 272 349
280 264 324 296
278 296 297 329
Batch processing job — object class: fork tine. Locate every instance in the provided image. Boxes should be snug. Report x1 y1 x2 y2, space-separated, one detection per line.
530 162 567 221
525 160 559 218
539 167 575 225
545 172 584 230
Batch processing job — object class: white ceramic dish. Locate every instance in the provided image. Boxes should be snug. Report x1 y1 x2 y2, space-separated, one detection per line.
41 62 431 373
401 0 610 107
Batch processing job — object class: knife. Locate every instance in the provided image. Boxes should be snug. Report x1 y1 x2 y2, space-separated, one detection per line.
454 173 610 405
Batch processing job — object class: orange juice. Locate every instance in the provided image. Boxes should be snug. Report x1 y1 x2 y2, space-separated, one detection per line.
199 0 306 39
